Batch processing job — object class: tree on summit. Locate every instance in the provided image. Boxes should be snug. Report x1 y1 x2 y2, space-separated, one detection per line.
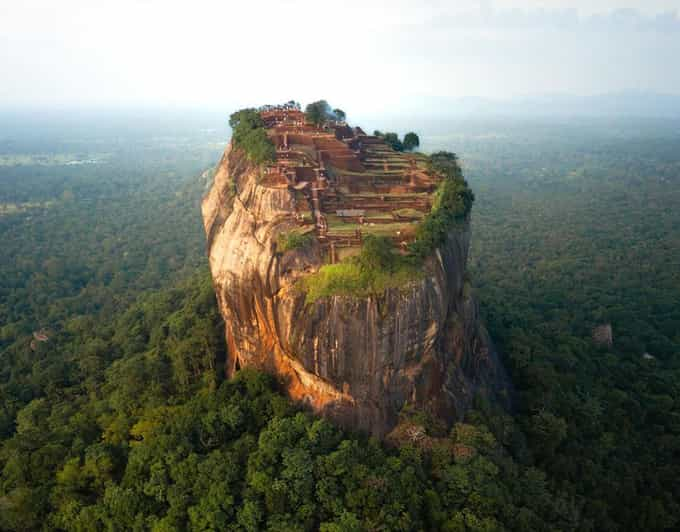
305 101 345 126
382 132 404 152
373 130 408 152
229 109 275 164
403 132 420 151
305 100 333 126
428 151 462 179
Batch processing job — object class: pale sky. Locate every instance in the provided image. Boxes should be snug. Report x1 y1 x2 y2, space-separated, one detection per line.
1 0 680 113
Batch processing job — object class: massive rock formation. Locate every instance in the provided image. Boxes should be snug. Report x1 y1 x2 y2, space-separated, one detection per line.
202 145 510 437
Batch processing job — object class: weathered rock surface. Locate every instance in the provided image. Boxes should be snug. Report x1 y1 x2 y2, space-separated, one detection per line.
202 145 510 436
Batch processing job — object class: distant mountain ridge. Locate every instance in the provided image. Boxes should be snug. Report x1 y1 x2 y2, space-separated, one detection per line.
382 91 680 119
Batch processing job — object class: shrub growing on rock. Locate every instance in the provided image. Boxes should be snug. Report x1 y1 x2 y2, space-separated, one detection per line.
277 232 313 253
229 109 276 165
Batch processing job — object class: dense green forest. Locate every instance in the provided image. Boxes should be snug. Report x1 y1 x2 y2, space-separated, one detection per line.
465 122 680 530
0 114 679 530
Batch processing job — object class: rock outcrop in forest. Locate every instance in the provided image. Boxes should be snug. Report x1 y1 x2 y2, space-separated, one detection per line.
202 105 510 436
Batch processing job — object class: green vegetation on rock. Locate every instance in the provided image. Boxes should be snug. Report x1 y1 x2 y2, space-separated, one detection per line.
403 132 420 152
228 109 275 165
373 131 420 152
305 100 346 126
332 108 346 122
277 231 314 252
409 154 474 260
302 236 421 303
427 150 463 178
305 100 332 126
301 151 474 302
382 132 404 152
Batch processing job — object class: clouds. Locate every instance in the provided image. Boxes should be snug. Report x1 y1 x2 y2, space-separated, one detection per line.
1 0 679 110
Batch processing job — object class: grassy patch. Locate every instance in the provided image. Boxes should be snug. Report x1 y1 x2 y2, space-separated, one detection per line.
301 261 421 304
359 223 415 237
277 231 314 252
393 208 426 219
300 235 423 303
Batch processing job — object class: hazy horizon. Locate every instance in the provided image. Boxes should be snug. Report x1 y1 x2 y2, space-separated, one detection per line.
2 0 680 116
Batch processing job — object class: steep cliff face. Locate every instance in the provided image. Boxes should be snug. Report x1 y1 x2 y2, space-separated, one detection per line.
202 146 510 436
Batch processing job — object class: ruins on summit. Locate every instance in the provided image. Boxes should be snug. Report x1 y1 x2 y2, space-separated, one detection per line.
257 102 442 263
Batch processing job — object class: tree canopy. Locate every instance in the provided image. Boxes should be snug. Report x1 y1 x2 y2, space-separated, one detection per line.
305 101 346 126
332 108 346 122
428 151 462 179
403 132 420 151
228 109 275 164
382 132 404 152
374 131 418 152
305 100 333 126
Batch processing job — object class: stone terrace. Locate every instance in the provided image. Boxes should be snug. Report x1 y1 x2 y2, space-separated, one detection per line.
258 105 442 263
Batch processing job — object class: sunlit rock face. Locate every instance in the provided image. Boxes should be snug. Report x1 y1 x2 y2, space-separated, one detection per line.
202 145 510 437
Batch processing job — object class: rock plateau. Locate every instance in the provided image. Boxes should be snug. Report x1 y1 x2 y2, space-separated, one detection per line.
202 107 510 437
